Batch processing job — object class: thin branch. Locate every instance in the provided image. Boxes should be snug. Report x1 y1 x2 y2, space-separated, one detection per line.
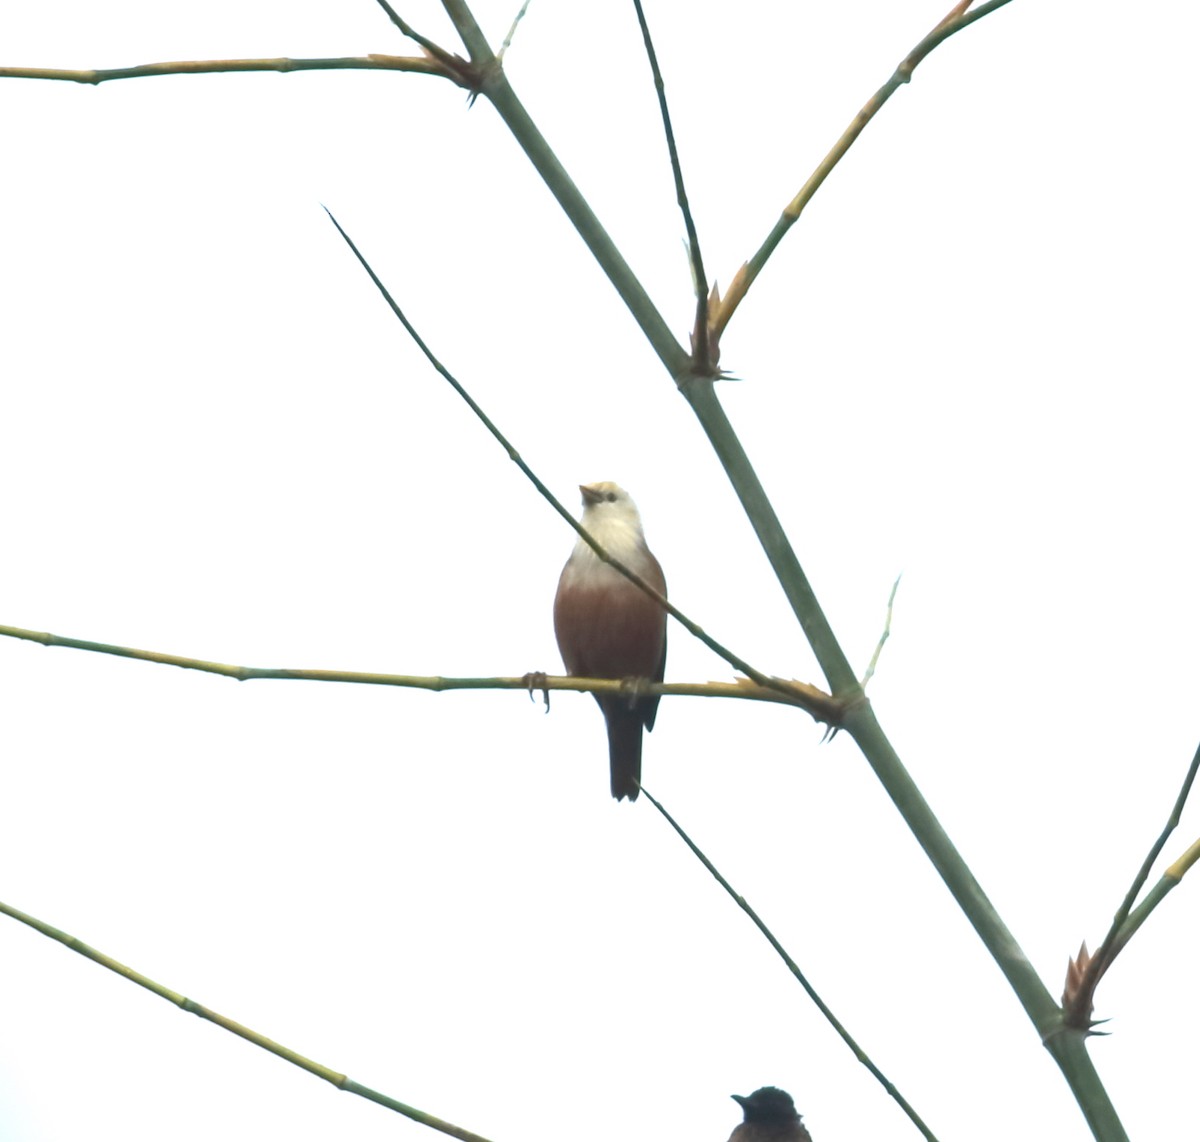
497 0 535 62
372 0 478 81
437 0 691 380
0 55 470 88
861 574 901 689
0 899 496 1142
639 785 940 1142
1115 837 1200 944
710 0 1015 341
322 208 822 716
335 15 1126 1133
0 622 839 722
372 0 483 91
1064 740 1200 1026
630 0 713 376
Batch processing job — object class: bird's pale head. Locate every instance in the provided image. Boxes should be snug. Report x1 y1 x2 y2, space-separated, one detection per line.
580 481 637 515
576 481 646 546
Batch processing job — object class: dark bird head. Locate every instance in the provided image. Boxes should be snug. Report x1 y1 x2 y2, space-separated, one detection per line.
732 1087 800 1125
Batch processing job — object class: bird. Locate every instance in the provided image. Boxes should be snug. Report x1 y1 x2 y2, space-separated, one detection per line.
553 482 667 801
728 1087 812 1142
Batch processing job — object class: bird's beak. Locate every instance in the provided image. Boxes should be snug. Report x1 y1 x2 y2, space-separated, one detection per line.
731 1094 748 1108
580 483 603 505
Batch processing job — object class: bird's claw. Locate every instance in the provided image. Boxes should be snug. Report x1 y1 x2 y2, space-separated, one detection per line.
523 671 550 712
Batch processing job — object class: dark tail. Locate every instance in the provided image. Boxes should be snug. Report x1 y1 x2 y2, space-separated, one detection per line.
602 700 644 801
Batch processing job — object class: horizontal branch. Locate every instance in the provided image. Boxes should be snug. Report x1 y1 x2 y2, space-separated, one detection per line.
322 209 811 712
0 898 495 1142
0 54 468 88
0 623 839 723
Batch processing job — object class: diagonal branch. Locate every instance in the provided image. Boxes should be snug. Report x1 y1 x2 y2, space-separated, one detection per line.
373 0 481 89
1063 739 1200 1027
710 0 1015 342
861 574 902 689
441 0 691 380
640 785 941 1142
323 209 821 715
0 899 496 1142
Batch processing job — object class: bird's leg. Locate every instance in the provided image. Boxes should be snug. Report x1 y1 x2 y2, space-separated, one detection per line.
521 671 551 712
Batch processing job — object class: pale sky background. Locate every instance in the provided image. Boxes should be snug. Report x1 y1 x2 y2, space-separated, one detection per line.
2 3 1198 1141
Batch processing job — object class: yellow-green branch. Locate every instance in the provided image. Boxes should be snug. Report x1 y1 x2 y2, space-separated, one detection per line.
0 623 837 722
710 0 1015 340
0 54 465 87
0 899 496 1142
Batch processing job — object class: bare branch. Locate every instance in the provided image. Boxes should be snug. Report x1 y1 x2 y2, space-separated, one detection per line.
862 574 902 689
640 785 941 1141
0 623 839 722
0 899 497 1142
322 208 823 716
711 0 1015 340
1064 740 1200 1027
0 54 472 88
630 0 716 376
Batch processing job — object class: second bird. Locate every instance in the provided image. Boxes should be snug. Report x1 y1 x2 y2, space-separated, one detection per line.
554 482 667 801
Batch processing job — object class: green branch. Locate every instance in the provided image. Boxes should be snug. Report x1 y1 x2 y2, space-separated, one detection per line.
0 899 497 1142
0 54 469 87
0 623 836 720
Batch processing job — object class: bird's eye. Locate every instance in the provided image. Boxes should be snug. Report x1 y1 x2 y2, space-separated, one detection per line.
605 492 616 502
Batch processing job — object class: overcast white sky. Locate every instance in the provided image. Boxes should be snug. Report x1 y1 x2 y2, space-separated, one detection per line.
2 3 1198 1140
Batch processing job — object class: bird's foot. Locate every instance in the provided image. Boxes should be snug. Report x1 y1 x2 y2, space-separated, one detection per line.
522 671 550 712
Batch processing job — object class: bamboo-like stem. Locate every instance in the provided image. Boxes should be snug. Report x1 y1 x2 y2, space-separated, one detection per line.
641 785 941 1142
846 703 1128 1142
0 55 468 87
0 899 496 1142
630 0 714 376
1115 836 1200 950
323 209 814 711
861 575 901 689
431 9 1131 1136
683 380 859 697
1066 742 1200 1018
0 623 837 720
373 0 472 78
441 0 691 380
2 4 1130 1137
710 0 1015 341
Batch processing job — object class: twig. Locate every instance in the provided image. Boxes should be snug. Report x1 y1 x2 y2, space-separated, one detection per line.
630 0 714 376
373 0 476 81
0 898 497 1142
322 208 822 717
0 622 838 722
861 574 901 689
1064 740 1200 1026
497 0 535 62
1102 836 1200 954
639 785 940 1142
710 0 1015 341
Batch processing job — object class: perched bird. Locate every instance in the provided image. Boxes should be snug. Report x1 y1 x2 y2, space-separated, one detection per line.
553 482 667 801
728 1088 812 1142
